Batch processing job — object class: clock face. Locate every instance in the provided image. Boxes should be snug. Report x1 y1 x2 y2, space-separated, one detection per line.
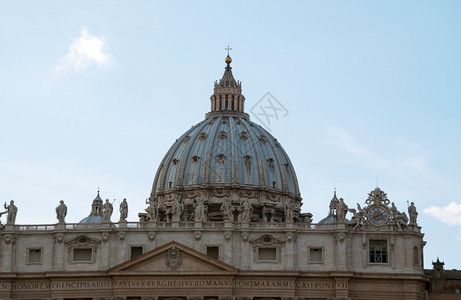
368 206 389 226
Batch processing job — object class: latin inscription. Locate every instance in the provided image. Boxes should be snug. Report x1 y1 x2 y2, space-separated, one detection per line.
0 279 346 291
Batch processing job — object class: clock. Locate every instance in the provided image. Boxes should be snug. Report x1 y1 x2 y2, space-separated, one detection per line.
368 206 389 226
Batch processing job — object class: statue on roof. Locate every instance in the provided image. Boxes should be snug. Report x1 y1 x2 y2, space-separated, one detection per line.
103 199 113 221
192 197 206 222
408 202 418 226
56 200 67 224
221 200 233 221
285 199 294 223
337 198 349 223
241 198 253 222
4 200 17 225
119 198 128 222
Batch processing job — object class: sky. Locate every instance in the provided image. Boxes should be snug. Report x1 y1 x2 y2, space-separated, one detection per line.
0 1 460 269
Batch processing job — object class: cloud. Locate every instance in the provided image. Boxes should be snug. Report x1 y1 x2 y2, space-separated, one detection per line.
424 202 461 225
56 27 112 72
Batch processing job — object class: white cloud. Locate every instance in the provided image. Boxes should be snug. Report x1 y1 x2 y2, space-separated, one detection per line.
56 27 112 72
424 202 461 225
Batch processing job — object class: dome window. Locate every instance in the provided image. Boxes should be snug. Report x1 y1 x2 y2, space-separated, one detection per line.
183 135 191 143
199 132 207 140
267 158 275 172
259 135 267 143
172 159 179 166
216 154 226 164
192 156 200 163
243 155 252 174
240 131 248 140
218 131 227 140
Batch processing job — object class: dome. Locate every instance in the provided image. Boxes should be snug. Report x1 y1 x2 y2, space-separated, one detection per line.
149 55 302 223
78 191 113 227
151 114 300 195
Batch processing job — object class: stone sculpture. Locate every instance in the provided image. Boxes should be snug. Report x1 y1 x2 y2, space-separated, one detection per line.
4 200 17 225
408 201 418 226
56 200 67 224
119 198 128 222
103 199 113 221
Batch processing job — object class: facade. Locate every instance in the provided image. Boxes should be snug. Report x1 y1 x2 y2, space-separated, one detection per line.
426 259 461 299
0 55 427 300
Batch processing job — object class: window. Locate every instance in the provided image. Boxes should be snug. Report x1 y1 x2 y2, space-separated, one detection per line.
413 246 419 265
27 248 42 264
369 240 387 263
73 248 92 262
207 246 219 260
131 246 143 260
258 247 277 261
309 247 323 263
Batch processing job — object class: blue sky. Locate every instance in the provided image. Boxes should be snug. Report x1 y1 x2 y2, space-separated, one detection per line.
1 1 460 269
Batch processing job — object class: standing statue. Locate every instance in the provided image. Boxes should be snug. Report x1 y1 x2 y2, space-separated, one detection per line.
285 199 294 222
119 198 128 222
192 198 205 222
408 202 418 226
56 200 67 224
145 197 158 222
103 199 113 221
221 200 232 221
336 198 348 223
241 199 253 222
4 200 17 225
172 195 183 222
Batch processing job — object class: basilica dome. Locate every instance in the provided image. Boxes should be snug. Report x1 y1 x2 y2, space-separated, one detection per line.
149 56 302 223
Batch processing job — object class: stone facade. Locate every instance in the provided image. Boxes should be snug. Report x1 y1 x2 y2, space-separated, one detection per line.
0 55 427 300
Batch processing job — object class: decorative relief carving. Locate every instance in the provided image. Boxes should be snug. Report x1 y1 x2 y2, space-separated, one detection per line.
239 191 257 199
165 246 183 270
224 231 232 241
148 232 156 241
285 232 295 243
250 234 285 247
194 231 202 241
211 189 230 198
55 233 64 243
101 232 109 243
266 194 280 203
118 232 125 242
335 233 346 245
366 187 390 205
241 232 249 242
4 234 16 245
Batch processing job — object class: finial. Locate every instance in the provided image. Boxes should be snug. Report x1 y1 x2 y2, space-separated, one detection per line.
225 45 232 56
225 45 232 65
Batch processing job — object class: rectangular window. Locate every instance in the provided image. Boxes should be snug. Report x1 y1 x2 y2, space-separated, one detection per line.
27 248 42 264
130 246 143 260
258 247 277 261
207 246 219 260
309 247 323 263
73 248 92 262
369 240 387 263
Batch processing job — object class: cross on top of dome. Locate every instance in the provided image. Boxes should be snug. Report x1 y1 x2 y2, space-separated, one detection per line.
209 47 245 114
